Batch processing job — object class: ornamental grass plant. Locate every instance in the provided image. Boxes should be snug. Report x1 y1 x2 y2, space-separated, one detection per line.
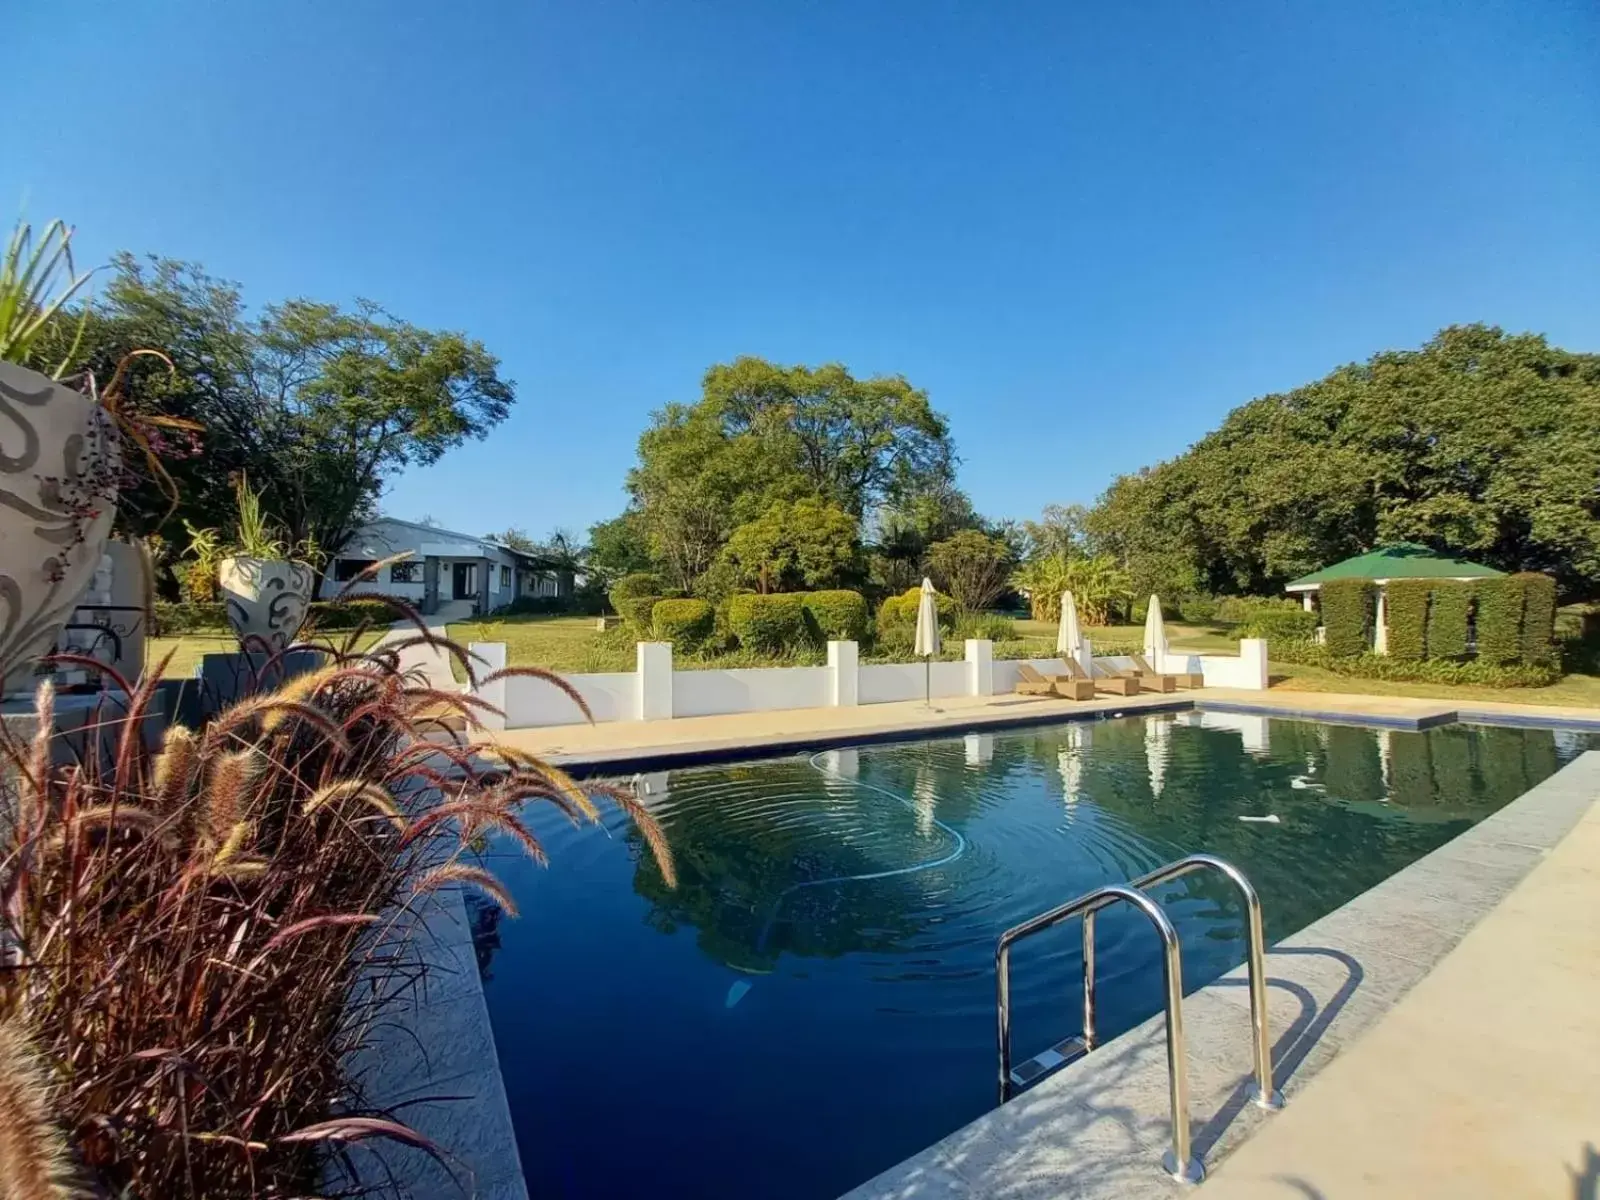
0 592 673 1198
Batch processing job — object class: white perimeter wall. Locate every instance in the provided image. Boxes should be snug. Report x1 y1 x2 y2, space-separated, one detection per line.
488 637 1270 730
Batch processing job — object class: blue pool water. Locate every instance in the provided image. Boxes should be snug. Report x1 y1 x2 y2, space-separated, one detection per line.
478 713 1593 1199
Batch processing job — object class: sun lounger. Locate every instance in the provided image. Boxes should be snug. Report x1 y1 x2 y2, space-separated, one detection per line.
1063 657 1140 696
1131 652 1203 689
1016 663 1095 700
1100 658 1173 692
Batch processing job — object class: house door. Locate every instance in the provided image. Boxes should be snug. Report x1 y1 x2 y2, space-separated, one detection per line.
451 562 475 600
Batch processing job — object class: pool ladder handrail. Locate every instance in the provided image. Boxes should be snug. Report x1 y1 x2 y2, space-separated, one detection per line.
995 853 1283 1185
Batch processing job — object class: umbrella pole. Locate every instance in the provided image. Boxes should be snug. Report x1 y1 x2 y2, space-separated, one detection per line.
924 655 931 708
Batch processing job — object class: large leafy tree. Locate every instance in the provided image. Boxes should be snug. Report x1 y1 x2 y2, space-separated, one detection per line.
1086 325 1600 599
52 255 514 580
619 356 958 592
926 530 1015 615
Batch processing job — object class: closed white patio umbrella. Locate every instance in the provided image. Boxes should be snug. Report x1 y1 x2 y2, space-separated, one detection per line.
914 576 941 706
1143 594 1167 672
1057 591 1083 665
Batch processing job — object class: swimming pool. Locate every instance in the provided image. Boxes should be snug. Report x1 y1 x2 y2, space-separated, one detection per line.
478 711 1594 1199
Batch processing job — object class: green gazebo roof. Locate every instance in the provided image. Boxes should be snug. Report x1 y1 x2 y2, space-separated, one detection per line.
1286 543 1504 590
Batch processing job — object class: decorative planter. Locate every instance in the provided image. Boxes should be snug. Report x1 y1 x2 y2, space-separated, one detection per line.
0 362 120 698
219 557 315 653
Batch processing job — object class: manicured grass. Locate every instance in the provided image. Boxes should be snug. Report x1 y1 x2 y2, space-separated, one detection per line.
1268 662 1600 708
147 630 384 678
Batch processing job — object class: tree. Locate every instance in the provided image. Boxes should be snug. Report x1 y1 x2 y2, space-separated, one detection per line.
719 498 860 594
1011 553 1132 624
586 511 654 586
48 255 515 587
926 530 1015 615
1020 503 1089 560
703 356 955 517
1085 325 1600 600
489 527 537 553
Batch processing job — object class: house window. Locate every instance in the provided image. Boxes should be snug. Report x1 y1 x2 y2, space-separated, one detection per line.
334 558 376 582
500 565 511 589
390 561 422 584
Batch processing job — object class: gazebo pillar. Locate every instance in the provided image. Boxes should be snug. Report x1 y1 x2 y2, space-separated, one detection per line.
1373 588 1388 655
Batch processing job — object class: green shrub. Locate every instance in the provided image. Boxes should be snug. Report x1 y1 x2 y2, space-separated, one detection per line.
1474 577 1522 665
1320 579 1375 658
801 590 870 642
1178 594 1218 624
652 597 716 651
1515 572 1557 667
306 598 404 631
1214 595 1303 625
496 595 570 617
152 600 228 636
1270 639 1559 687
1235 607 1318 643
726 592 810 653
957 613 1017 642
616 596 659 635
609 571 662 602
875 587 956 647
1426 582 1471 659
1384 580 1430 662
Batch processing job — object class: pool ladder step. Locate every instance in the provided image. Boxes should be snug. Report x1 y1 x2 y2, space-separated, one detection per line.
995 853 1284 1185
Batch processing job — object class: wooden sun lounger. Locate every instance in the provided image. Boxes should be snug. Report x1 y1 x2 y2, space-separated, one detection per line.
1063 657 1140 696
1016 663 1095 700
1131 652 1204 689
1100 658 1174 692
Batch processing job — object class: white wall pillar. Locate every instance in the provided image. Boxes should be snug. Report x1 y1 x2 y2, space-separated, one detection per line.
637 641 673 720
469 642 507 731
1078 634 1095 676
1238 637 1269 690
1373 589 1388 655
828 640 859 707
965 638 994 696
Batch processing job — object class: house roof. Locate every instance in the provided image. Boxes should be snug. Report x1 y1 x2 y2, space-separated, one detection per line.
1285 543 1505 590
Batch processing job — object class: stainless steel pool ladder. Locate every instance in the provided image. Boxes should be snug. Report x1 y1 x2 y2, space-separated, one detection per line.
994 854 1283 1185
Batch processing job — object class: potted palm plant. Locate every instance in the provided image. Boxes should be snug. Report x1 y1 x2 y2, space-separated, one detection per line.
190 476 320 653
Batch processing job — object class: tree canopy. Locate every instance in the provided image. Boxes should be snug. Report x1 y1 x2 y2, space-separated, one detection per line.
612 356 962 595
1085 325 1600 600
51 255 515 575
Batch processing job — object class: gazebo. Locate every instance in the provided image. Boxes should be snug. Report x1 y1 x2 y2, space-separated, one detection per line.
1285 543 1504 653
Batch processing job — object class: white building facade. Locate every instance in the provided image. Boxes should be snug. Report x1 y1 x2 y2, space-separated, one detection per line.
320 517 570 615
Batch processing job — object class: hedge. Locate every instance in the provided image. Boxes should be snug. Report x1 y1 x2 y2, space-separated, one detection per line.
609 572 662 602
154 598 405 637
1319 579 1374 658
801 590 870 642
1425 582 1471 659
652 598 716 652
152 601 228 636
1384 580 1430 662
876 587 956 646
1474 577 1522 665
1234 607 1318 643
1516 572 1557 667
608 571 665 636
726 593 809 653
1214 595 1303 625
1270 639 1559 687
1177 594 1218 624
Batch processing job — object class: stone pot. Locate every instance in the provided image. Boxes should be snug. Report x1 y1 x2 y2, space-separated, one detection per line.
0 361 120 698
219 557 315 653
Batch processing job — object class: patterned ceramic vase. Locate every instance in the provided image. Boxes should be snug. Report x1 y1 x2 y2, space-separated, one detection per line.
0 361 120 698
219 557 315 653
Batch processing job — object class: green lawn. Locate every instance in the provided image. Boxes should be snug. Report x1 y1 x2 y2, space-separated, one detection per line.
147 629 384 678
1268 662 1600 708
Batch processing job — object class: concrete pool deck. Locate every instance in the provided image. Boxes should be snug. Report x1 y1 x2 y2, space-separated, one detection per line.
838 750 1600 1200
476 684 1600 772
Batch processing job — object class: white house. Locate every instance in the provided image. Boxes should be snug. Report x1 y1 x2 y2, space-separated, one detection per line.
321 516 572 616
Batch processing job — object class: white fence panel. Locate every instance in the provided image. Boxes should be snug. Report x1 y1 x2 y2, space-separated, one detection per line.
673 667 831 719
505 670 635 727
857 660 969 705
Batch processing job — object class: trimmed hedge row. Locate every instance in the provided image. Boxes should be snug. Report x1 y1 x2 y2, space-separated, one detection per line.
1234 607 1318 643
1271 639 1560 688
1474 577 1522 665
1384 579 1430 661
725 593 807 654
1516 572 1558 667
153 597 403 637
1426 583 1470 658
1320 579 1375 658
876 587 957 647
803 590 870 642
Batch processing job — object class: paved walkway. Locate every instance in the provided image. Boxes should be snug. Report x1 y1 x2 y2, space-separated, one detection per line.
476 685 1600 769
1202 768 1600 1199
377 599 475 692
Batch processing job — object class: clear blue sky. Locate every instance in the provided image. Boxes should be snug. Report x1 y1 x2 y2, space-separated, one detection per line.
8 1 1599 540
